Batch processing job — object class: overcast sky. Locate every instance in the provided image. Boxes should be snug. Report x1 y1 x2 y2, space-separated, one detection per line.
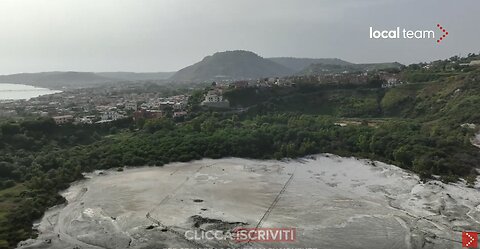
0 0 478 74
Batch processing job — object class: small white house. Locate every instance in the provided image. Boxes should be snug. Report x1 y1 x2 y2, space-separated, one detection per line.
173 101 187 111
173 111 187 118
124 102 138 111
470 60 480 66
101 111 124 121
201 90 230 108
53 115 74 125
382 78 403 88
204 90 224 103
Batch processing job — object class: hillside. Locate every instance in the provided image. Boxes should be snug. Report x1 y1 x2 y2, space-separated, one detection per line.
268 57 353 72
170 50 293 82
1 55 480 248
0 71 174 89
224 67 480 124
0 72 114 89
300 62 404 75
95 72 174 81
221 67 480 178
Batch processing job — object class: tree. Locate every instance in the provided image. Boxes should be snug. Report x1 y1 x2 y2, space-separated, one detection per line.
1 123 20 136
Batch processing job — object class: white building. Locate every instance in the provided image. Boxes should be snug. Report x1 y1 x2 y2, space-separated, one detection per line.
204 90 224 102
382 78 403 88
125 102 138 111
78 115 96 124
173 111 187 118
201 90 230 108
469 60 480 66
53 115 74 125
173 101 187 111
101 111 124 121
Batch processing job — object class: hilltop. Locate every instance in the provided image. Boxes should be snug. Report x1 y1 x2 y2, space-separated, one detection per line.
300 62 404 75
0 71 174 89
0 52 405 88
267 57 353 72
169 50 293 82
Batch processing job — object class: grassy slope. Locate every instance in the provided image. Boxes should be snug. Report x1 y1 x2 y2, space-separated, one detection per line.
0 185 27 248
225 69 480 125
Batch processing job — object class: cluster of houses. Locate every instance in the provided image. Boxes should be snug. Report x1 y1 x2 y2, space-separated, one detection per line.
132 95 189 121
381 77 403 88
206 71 403 91
207 77 296 90
313 72 403 88
199 78 297 109
459 60 480 67
197 71 405 110
3 69 409 126
50 94 190 125
316 73 369 85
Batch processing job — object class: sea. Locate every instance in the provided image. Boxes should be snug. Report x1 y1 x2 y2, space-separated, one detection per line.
0 83 60 101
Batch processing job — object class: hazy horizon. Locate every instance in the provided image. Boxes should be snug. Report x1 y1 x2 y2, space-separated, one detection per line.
0 0 479 74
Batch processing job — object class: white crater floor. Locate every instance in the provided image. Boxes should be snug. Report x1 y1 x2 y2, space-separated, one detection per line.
18 154 480 249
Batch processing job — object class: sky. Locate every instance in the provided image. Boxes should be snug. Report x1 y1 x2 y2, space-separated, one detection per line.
0 0 478 74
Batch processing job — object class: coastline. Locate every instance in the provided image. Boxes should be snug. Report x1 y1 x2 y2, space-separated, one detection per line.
0 83 61 101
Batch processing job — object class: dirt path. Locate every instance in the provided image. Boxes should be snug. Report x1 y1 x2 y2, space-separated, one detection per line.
53 187 106 249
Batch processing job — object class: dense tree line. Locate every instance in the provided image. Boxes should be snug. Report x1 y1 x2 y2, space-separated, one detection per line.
6 115 479 242
0 118 132 248
1 113 478 248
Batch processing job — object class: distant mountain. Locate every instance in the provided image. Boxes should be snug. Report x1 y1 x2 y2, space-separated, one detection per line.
0 72 114 89
0 71 175 89
170 50 294 82
300 62 404 75
268 57 353 72
96 72 175 81
0 53 404 89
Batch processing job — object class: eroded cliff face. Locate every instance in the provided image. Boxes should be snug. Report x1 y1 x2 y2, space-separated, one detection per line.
473 132 480 148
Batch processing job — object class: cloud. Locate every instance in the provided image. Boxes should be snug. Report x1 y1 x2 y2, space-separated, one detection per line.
0 0 478 74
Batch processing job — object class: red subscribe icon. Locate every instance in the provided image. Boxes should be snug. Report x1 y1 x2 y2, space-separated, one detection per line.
463 231 478 248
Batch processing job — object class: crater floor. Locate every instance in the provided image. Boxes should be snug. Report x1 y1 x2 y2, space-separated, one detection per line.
18 154 480 249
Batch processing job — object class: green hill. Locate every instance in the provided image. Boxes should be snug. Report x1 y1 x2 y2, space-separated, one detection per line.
267 57 353 72
224 67 480 125
0 71 174 89
1 55 480 249
170 50 294 82
300 62 404 75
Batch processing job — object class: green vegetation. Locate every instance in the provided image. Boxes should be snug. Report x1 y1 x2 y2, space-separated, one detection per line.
0 55 480 248
225 84 383 117
401 53 480 83
170 50 293 82
0 118 132 248
0 184 26 248
300 62 403 75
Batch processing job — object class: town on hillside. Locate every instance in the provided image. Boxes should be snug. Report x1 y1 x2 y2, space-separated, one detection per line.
1 55 479 125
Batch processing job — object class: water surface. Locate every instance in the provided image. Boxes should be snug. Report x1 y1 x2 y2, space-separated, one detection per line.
0 83 60 100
